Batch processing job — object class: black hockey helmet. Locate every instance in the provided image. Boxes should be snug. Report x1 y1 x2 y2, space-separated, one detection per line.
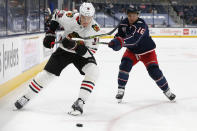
126 6 139 14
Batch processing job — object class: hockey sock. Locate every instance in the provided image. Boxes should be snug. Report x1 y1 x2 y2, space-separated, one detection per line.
79 80 95 102
118 57 133 88
25 70 55 99
155 76 169 91
118 70 129 89
147 64 169 91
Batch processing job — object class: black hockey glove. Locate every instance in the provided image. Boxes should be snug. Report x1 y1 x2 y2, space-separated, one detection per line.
62 37 87 56
43 30 56 49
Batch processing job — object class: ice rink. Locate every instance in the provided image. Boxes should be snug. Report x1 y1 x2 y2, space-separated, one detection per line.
0 38 197 131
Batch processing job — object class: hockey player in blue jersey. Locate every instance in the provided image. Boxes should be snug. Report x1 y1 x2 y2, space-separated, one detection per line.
108 7 176 103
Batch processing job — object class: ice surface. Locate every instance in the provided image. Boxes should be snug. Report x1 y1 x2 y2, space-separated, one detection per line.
0 38 197 131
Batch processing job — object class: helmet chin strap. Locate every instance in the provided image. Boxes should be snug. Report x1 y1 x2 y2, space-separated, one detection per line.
79 15 81 23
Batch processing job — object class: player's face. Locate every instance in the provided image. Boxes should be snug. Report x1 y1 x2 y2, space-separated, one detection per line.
80 15 93 27
127 13 138 24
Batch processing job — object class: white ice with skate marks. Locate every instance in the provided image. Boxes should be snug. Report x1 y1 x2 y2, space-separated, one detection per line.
0 38 197 131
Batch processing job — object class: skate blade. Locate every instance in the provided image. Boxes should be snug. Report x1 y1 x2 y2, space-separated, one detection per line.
13 108 19 111
13 105 21 111
13 107 24 111
117 99 122 103
170 99 176 103
68 110 82 116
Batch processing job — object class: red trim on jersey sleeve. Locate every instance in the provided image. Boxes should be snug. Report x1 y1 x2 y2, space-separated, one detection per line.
76 16 79 22
90 49 96 54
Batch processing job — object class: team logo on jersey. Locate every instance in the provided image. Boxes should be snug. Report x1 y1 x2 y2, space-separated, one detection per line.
66 12 73 18
92 24 100 32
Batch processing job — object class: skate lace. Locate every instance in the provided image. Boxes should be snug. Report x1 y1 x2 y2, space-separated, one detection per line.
118 89 124 95
164 90 172 97
18 96 29 105
74 99 85 109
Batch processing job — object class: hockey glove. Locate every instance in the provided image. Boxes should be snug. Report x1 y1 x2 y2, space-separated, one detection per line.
43 30 56 49
108 37 124 51
62 37 87 56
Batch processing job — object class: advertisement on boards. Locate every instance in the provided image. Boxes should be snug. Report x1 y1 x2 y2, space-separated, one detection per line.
21 37 40 72
0 38 21 84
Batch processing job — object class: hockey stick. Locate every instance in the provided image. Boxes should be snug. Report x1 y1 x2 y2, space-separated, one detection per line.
55 41 108 45
96 41 133 47
54 17 124 44
55 16 123 44
81 16 123 40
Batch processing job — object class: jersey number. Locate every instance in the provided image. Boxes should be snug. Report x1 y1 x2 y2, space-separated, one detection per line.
137 27 145 35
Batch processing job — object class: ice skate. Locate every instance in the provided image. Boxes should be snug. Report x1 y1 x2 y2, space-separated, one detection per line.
163 88 176 101
14 96 30 109
116 88 125 103
68 98 85 116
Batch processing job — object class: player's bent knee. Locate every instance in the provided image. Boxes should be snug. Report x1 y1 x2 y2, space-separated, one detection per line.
119 57 133 72
34 70 56 87
147 64 163 80
82 63 99 82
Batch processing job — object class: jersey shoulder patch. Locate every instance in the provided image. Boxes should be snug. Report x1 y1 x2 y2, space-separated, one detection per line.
92 24 100 32
66 12 74 18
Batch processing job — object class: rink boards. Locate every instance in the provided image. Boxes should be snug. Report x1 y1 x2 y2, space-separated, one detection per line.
0 34 52 97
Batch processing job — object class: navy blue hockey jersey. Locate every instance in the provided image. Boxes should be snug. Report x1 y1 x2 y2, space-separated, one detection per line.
115 18 156 54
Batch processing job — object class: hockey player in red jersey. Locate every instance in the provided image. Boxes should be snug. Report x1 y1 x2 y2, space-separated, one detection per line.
14 2 100 116
108 7 176 103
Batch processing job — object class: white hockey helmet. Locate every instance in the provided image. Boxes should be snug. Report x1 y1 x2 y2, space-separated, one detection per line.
79 2 95 17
